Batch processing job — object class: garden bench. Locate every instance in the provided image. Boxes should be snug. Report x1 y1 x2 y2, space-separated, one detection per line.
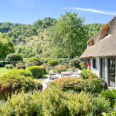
61 72 71 78
49 70 59 80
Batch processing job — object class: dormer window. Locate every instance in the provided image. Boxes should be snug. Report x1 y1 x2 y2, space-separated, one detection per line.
87 39 94 47
100 24 110 40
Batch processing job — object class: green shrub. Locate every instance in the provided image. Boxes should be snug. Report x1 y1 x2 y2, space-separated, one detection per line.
82 69 89 79
26 66 44 78
52 68 57 73
88 70 100 79
42 67 46 74
91 96 110 115
98 77 108 90
5 64 13 70
69 58 81 68
55 65 67 69
101 89 116 107
16 63 25 69
53 77 84 92
80 61 85 69
102 110 116 116
84 78 103 93
42 88 92 116
57 68 67 73
7 69 32 77
86 70 108 90
47 60 58 66
0 91 43 116
0 88 92 116
27 57 40 66
0 74 35 100
34 82 43 91
6 53 23 62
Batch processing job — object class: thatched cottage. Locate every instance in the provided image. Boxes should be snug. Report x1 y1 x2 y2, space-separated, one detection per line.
80 16 116 87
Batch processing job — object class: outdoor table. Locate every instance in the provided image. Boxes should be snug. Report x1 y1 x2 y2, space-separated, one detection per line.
61 72 71 78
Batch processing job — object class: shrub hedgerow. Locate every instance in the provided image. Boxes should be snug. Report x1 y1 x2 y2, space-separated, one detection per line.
26 66 44 78
7 69 32 77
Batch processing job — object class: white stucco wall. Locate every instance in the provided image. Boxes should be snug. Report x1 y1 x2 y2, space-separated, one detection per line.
91 57 100 77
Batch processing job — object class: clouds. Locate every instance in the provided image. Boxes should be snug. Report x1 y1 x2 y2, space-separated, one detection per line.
63 7 116 15
10 0 35 7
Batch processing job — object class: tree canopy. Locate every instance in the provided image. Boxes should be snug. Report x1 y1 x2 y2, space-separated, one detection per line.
48 12 89 58
0 37 15 59
0 16 105 59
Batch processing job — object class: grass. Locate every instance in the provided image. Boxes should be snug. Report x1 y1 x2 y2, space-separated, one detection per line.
0 67 9 76
34 75 48 84
0 67 48 83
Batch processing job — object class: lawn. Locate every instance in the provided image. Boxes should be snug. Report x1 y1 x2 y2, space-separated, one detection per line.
0 67 48 83
34 75 48 84
0 67 9 76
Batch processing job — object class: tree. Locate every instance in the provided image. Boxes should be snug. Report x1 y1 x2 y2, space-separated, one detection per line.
6 53 23 66
0 37 15 59
48 12 89 58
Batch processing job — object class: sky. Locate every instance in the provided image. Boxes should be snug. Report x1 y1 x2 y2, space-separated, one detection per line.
0 0 116 24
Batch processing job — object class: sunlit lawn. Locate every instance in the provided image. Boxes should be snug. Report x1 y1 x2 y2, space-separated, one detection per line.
34 75 48 84
0 67 9 76
0 67 48 83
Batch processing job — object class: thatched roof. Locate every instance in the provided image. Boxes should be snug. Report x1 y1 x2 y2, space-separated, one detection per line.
80 16 116 58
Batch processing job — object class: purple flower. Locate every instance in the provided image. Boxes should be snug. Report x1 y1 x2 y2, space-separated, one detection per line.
103 83 105 87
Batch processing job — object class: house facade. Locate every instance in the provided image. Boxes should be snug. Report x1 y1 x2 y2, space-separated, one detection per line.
80 16 116 87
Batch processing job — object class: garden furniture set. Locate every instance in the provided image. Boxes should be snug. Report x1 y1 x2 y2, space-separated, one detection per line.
49 70 82 80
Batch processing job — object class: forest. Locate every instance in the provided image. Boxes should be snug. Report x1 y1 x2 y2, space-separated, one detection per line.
0 16 105 59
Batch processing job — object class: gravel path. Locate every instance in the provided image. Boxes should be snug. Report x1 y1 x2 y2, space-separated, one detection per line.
42 74 61 90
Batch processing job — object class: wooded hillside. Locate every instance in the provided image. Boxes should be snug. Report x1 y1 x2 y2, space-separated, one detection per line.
0 17 105 58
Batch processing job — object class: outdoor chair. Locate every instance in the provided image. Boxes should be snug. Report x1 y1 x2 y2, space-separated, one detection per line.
49 70 59 80
74 70 82 78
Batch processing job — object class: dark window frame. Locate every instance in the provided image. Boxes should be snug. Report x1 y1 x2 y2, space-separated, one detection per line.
93 58 96 69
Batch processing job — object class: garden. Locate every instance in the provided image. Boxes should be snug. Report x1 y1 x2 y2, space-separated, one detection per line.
0 53 116 116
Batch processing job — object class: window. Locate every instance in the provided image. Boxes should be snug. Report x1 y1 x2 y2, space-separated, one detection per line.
100 24 110 40
93 58 96 69
107 27 111 35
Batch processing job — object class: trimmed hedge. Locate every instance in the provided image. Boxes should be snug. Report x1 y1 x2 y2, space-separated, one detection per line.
26 66 44 78
6 53 23 61
0 74 35 100
5 64 13 70
69 58 81 68
47 60 58 66
7 69 32 77
57 68 67 74
27 57 40 66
